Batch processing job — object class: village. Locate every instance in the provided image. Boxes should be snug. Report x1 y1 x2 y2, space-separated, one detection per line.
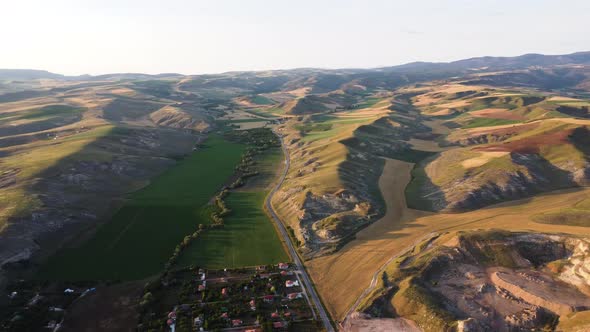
0 263 319 331
138 263 319 331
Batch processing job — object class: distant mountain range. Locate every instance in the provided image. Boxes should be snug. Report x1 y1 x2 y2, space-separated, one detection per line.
380 51 590 73
2 51 589 81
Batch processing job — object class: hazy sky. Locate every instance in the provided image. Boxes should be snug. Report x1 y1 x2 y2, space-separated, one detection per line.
2 0 589 75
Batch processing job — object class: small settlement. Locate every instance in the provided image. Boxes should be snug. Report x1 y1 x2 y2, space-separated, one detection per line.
138 263 318 331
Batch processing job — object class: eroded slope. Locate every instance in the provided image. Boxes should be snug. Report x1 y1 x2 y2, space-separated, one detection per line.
359 230 590 332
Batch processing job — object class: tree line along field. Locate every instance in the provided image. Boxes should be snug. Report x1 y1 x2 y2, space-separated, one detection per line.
176 147 289 269
39 134 285 281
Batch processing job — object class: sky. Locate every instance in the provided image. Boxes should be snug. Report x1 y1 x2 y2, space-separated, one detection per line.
1 0 589 76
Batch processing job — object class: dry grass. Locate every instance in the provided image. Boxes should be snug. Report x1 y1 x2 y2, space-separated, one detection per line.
548 96 583 102
413 84 484 107
407 138 447 152
428 108 455 116
435 100 471 109
461 151 510 168
465 117 590 134
286 87 311 97
423 119 451 135
557 311 590 332
272 104 393 238
219 109 265 120
307 158 590 321
470 108 525 120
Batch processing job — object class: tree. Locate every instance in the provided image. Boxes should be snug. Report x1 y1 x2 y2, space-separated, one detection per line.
140 292 154 308
381 271 389 287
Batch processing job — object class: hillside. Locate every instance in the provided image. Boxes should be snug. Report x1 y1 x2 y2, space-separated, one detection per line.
402 83 590 212
354 230 590 332
2 52 590 330
0 77 216 274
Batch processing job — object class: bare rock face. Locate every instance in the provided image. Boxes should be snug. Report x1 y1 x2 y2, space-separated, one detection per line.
301 191 372 246
362 231 590 332
504 307 548 330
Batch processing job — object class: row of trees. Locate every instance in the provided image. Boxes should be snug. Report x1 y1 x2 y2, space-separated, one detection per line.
138 128 281 330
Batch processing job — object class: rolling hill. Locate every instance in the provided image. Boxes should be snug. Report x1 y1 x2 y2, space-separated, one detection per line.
1 51 590 331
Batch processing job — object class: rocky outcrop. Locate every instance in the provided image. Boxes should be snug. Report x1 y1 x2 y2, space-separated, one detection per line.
362 231 590 332
491 271 590 315
277 112 431 257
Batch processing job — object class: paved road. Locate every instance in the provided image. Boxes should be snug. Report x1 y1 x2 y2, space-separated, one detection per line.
265 129 335 332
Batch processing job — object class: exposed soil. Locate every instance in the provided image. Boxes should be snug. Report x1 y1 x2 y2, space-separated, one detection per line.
361 232 590 331
461 151 509 168
343 312 421 332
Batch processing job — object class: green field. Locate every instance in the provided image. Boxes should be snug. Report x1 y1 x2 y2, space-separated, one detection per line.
176 191 288 268
462 117 520 129
39 135 246 280
250 95 274 105
177 148 289 268
356 97 384 109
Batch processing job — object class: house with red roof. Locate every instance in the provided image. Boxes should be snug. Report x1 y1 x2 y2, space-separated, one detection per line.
285 280 299 288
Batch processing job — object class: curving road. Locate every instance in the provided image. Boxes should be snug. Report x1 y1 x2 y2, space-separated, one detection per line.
265 128 335 332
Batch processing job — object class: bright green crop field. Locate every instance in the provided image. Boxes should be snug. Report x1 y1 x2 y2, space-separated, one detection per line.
39 135 246 280
177 148 288 269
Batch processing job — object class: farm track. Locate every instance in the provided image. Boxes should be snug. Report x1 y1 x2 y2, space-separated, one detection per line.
265 129 335 332
341 232 437 328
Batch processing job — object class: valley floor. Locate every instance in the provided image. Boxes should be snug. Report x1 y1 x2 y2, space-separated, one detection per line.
176 148 289 268
39 135 246 280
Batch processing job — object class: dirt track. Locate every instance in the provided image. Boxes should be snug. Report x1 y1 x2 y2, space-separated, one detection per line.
307 158 429 320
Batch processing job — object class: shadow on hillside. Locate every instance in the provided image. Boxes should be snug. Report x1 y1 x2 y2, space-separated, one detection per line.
0 124 198 279
569 127 590 181
406 156 447 212
453 152 577 212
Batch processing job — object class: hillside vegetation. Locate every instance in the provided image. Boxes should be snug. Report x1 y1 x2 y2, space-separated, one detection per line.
403 83 590 212
2 53 590 330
